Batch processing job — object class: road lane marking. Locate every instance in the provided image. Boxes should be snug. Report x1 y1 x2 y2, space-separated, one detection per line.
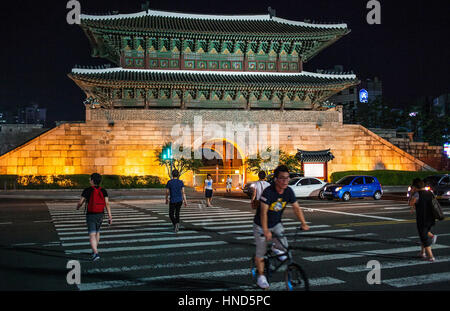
62 235 212 247
201 221 300 230
218 198 251 203
303 244 449 262
54 220 166 228
183 216 254 223
77 268 344 291
55 222 170 232
384 272 450 288
208 277 345 291
338 255 450 273
59 230 199 241
86 256 250 274
300 207 405 221
57 226 175 235
65 240 228 254
224 228 349 236
335 220 415 227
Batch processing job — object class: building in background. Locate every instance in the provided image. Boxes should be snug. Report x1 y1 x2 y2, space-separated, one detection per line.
323 65 383 123
17 104 47 125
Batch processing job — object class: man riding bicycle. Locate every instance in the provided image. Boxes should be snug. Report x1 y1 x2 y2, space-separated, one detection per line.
253 165 310 289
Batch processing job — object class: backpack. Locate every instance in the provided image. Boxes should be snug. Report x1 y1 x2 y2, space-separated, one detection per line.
87 186 106 213
430 193 445 221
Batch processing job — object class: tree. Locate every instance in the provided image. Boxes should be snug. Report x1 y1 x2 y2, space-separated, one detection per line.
245 147 302 175
155 142 203 178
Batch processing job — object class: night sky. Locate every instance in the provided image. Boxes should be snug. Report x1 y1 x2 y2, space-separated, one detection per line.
2 0 449 125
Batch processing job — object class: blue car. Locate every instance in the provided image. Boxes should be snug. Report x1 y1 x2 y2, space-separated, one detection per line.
322 175 383 201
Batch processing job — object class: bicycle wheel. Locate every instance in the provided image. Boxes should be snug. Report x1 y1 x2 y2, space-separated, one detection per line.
285 263 309 291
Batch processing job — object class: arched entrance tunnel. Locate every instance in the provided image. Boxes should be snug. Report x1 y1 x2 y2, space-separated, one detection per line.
193 139 245 191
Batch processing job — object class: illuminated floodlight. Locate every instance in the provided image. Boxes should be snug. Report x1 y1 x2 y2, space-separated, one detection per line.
444 142 450 159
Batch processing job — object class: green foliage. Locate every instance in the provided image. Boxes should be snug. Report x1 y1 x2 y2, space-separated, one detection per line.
0 175 163 189
246 147 303 175
155 142 203 178
330 170 450 186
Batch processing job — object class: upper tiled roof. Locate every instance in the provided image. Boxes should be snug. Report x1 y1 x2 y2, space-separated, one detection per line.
80 9 349 37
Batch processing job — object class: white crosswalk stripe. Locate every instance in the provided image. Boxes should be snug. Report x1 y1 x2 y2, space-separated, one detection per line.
303 244 450 262
383 272 450 288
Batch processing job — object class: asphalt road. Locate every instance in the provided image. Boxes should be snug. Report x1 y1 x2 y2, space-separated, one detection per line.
1 193 450 291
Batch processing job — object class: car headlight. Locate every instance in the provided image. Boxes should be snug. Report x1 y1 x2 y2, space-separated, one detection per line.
446 191 450 195
408 186 411 192
425 186 430 191
335 187 342 192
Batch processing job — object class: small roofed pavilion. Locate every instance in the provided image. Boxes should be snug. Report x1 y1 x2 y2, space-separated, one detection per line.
295 149 335 181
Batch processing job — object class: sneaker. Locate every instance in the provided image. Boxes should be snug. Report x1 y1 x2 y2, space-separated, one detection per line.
271 246 287 261
418 252 427 259
432 234 438 245
92 253 100 261
257 275 270 289
174 223 179 234
427 257 436 262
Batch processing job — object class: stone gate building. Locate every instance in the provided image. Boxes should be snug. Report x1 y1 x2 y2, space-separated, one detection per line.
0 8 434 186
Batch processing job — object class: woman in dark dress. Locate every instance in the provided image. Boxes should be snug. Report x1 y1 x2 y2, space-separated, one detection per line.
409 178 436 262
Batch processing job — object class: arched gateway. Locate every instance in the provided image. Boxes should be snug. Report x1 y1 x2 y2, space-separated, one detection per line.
195 139 245 190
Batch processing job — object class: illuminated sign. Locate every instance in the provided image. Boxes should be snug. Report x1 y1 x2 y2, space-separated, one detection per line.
304 163 325 178
444 143 450 159
359 89 369 103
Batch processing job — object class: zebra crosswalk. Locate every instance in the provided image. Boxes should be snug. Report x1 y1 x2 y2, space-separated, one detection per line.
47 200 450 291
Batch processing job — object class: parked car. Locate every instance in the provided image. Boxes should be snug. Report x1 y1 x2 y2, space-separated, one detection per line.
288 177 328 199
242 172 304 198
423 174 450 203
322 175 383 201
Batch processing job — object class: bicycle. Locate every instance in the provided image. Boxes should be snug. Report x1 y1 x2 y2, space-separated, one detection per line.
250 228 309 291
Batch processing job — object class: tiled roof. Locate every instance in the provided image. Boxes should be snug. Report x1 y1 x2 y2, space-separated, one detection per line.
69 68 358 89
295 149 335 162
80 9 349 37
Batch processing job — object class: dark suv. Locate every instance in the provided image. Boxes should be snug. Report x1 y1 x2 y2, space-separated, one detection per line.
242 172 304 198
423 174 450 203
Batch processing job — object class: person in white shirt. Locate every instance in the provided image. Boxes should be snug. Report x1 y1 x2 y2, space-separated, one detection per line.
251 171 271 210
204 174 215 207
226 175 233 193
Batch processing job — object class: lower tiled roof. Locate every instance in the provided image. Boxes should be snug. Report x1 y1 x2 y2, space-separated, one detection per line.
69 68 358 89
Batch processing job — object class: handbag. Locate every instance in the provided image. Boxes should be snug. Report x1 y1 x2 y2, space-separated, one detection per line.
431 194 445 221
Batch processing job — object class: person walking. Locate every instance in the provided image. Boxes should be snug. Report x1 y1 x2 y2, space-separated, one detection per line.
408 180 437 245
76 173 112 261
165 169 187 233
409 178 437 262
204 174 215 207
253 165 310 289
226 175 233 194
251 171 271 210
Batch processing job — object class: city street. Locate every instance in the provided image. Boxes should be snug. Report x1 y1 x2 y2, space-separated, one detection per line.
1 192 449 291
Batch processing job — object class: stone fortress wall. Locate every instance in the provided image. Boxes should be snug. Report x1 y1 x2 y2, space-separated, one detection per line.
0 108 434 185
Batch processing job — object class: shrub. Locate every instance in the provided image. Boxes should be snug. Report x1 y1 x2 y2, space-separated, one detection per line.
0 175 164 189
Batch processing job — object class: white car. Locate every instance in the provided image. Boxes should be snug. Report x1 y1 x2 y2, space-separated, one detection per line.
288 177 328 199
